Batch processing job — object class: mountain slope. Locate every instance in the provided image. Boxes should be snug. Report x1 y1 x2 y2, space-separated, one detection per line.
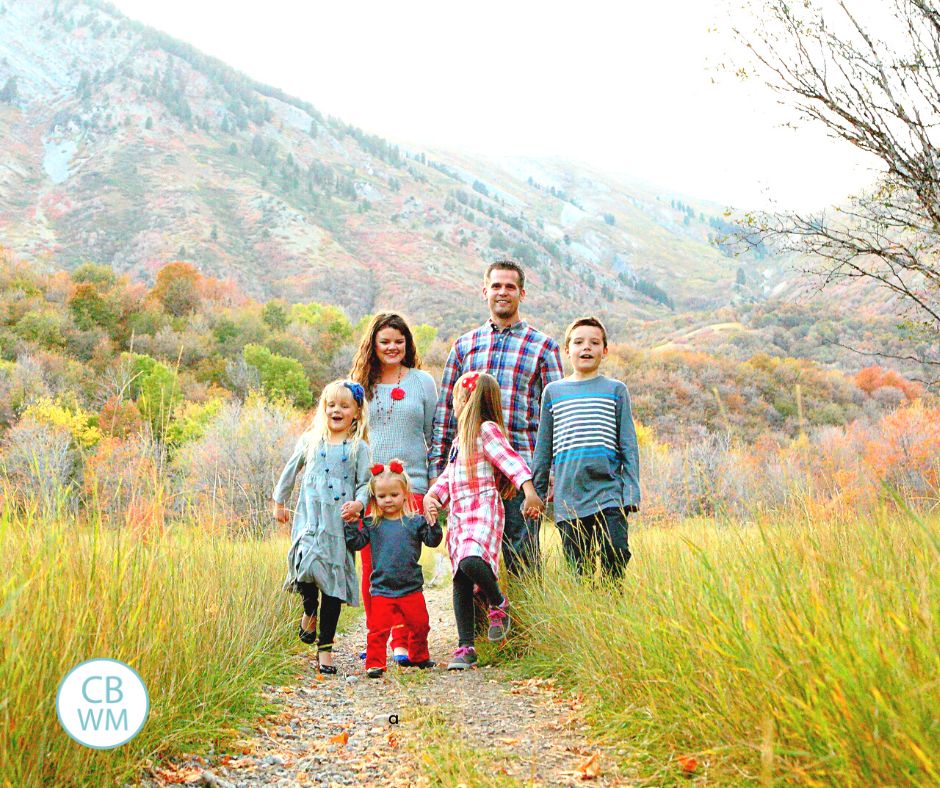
0 0 776 335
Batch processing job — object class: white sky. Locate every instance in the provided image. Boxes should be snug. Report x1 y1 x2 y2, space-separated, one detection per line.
109 0 879 211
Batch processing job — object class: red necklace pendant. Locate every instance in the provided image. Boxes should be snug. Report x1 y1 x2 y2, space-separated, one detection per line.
391 387 406 401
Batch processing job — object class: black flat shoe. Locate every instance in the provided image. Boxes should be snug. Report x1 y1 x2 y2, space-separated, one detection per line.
318 663 338 675
298 624 317 645
397 658 436 669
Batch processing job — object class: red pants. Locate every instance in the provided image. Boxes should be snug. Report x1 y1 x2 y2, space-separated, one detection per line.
366 591 430 669
361 492 425 651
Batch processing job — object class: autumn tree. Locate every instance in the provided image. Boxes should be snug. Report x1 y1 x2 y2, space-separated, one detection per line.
734 0 940 379
150 261 201 316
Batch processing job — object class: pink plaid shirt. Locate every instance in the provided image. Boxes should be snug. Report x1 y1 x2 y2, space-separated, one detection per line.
428 421 533 576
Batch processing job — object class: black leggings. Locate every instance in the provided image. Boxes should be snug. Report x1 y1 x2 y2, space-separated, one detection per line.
452 556 505 647
296 582 342 652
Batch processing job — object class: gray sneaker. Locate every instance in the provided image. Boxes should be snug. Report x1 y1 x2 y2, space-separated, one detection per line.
487 599 511 641
446 647 478 670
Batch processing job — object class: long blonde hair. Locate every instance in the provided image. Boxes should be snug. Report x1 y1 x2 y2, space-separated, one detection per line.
303 379 370 465
455 372 516 499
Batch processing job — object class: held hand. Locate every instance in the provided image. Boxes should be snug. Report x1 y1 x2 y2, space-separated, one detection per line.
340 500 364 522
273 502 290 523
423 493 441 524
523 491 545 520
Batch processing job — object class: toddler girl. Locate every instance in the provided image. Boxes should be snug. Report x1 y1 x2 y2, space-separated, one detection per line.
345 459 442 678
273 380 371 674
424 372 544 670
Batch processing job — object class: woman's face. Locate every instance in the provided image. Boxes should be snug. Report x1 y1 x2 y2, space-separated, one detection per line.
375 327 407 368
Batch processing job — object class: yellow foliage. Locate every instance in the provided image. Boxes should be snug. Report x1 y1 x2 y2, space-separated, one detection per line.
21 398 101 448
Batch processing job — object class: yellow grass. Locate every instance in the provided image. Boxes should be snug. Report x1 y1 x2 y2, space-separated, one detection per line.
0 503 330 786
512 511 940 785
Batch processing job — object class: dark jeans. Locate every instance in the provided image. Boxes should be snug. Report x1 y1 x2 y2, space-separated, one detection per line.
556 507 631 580
297 582 342 652
452 556 505 647
502 492 540 575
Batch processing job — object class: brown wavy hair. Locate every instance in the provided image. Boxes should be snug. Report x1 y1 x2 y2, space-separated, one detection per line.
349 313 421 399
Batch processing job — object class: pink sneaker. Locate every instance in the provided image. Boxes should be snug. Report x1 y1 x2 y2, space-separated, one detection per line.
487 599 511 641
446 646 478 670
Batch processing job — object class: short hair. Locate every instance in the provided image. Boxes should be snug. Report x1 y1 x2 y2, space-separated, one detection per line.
484 259 525 290
564 316 608 349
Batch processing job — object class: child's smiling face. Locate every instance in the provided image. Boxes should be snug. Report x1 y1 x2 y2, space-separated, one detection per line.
324 388 358 436
566 325 607 374
373 476 406 517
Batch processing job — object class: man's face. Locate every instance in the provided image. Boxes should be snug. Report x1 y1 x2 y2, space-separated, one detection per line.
483 268 525 321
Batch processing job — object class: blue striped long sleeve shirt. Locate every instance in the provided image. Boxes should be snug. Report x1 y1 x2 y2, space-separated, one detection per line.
532 375 641 521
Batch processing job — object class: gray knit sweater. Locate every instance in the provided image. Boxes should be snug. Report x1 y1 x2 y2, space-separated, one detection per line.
367 368 438 493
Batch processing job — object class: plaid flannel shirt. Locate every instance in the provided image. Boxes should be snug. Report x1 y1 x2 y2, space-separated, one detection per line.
428 421 533 575
429 320 563 478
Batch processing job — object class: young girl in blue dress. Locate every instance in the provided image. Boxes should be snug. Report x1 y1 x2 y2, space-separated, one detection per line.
273 380 371 674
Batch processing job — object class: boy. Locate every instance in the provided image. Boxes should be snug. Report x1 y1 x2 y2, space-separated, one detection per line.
532 317 640 579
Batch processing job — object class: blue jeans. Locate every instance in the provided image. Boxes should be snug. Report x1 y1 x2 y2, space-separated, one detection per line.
502 492 541 575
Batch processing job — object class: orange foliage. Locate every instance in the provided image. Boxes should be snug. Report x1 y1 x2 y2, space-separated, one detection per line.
83 437 165 533
864 402 940 497
98 396 144 439
855 365 922 400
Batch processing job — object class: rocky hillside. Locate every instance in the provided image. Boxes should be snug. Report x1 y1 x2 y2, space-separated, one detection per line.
0 0 784 336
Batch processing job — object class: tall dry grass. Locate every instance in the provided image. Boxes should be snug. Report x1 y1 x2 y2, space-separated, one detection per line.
513 510 939 785
0 496 306 786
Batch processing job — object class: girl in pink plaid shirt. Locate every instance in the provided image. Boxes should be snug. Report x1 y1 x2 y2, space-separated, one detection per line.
424 372 544 670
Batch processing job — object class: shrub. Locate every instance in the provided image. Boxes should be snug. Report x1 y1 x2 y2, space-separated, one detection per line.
242 344 312 407
0 418 78 513
20 398 101 449
82 435 166 530
172 395 302 536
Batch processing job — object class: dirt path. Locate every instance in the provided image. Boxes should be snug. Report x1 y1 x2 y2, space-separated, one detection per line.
149 584 623 787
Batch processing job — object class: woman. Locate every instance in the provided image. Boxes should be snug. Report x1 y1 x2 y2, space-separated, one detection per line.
349 313 438 663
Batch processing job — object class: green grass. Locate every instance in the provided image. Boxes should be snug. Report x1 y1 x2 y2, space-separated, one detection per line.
0 502 353 786
508 512 939 785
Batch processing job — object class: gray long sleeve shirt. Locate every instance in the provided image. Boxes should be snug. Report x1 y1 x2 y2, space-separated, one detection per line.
532 375 641 522
345 514 443 598
367 369 438 493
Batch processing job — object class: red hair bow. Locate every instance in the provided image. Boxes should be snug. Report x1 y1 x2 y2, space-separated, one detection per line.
371 461 405 475
461 372 481 393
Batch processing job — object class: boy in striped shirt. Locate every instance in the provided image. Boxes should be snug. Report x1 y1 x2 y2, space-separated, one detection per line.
532 317 640 579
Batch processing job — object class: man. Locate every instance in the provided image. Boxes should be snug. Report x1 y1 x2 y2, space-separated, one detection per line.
430 259 563 574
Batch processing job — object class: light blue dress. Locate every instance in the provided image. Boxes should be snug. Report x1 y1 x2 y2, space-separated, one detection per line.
273 436 371 605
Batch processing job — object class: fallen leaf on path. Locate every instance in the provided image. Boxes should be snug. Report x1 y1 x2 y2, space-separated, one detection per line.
154 766 203 784
498 737 520 745
228 758 256 769
677 755 698 774
330 730 349 746
387 732 399 748
577 752 601 780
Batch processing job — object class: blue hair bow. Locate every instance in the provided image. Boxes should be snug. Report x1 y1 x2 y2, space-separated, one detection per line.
344 381 365 406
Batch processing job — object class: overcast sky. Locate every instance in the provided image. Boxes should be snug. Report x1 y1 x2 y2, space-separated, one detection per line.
110 0 878 210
